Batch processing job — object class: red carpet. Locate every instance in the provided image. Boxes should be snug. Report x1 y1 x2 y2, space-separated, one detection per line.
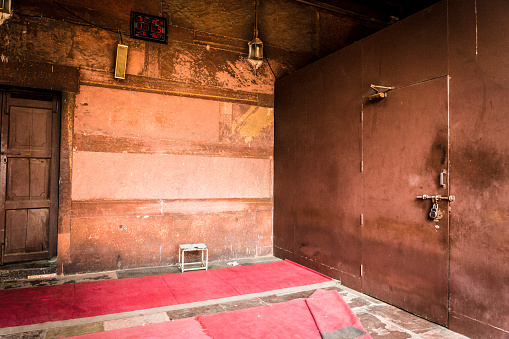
306 289 372 338
70 289 372 339
0 260 331 328
71 318 212 339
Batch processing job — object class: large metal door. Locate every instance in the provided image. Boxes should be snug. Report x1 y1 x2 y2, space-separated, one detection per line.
0 91 59 264
362 77 450 325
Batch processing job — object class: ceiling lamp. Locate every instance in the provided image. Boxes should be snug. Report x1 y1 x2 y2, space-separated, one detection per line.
248 0 263 74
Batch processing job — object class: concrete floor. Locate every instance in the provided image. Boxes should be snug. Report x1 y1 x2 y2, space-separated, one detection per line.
0 257 469 338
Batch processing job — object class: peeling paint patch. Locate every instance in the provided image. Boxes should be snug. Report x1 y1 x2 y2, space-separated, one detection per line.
173 52 194 80
216 59 274 94
233 106 274 143
172 51 212 85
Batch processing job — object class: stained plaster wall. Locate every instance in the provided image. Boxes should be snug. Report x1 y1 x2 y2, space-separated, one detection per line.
0 0 380 274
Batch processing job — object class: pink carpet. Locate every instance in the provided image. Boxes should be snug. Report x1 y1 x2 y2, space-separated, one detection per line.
0 260 331 328
70 289 372 339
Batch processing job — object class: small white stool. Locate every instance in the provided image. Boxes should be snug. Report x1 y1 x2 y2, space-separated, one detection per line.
178 243 208 273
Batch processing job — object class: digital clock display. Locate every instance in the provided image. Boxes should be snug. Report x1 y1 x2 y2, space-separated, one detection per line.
131 12 167 43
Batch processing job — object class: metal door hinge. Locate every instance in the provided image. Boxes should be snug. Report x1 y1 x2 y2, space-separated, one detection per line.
360 214 363 226
360 264 363 276
360 161 363 172
361 110 363 122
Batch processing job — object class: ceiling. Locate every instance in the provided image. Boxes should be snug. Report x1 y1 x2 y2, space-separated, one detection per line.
307 0 442 26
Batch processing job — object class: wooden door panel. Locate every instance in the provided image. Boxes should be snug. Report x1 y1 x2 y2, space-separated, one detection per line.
30 108 52 151
5 209 27 254
8 106 52 154
6 158 30 201
8 107 31 150
5 200 51 210
26 209 49 252
30 159 50 200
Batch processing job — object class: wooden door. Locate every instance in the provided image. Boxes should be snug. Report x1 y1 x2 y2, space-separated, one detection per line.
362 77 450 325
0 91 59 264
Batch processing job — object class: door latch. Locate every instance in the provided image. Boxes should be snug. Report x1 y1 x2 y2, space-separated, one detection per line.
417 195 455 201
417 195 455 222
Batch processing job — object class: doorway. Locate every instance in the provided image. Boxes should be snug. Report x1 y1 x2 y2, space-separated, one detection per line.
0 89 60 264
362 77 450 326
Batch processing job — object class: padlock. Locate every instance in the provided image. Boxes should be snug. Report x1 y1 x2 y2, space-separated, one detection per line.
429 200 443 222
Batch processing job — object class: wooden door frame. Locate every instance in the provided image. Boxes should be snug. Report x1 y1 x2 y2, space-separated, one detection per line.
49 94 60 258
0 92 5 265
0 88 60 264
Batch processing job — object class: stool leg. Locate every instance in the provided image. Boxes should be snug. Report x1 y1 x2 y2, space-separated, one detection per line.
181 251 185 273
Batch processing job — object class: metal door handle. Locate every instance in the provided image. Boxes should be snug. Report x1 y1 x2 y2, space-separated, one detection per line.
440 170 446 187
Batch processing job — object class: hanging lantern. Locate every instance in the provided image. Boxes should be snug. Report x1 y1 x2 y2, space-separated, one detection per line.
248 36 263 72
248 0 263 74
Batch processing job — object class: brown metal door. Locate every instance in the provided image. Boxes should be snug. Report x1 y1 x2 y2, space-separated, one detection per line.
362 77 450 325
0 91 59 264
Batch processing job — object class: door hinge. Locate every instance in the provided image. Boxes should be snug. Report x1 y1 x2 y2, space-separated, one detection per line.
360 110 363 122
360 161 363 172
360 213 363 226
360 264 363 276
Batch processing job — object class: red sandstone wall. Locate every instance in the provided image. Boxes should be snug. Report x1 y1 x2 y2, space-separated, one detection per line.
69 86 274 272
69 85 274 272
0 0 379 273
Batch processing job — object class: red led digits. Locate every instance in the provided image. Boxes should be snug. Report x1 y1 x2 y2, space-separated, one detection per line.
137 23 149 30
151 25 162 33
132 12 166 43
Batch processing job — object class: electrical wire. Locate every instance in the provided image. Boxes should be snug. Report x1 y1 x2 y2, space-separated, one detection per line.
52 0 123 42
264 54 277 79
367 74 448 100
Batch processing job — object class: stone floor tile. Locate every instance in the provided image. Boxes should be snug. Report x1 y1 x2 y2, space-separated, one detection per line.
0 331 46 339
167 304 226 320
259 290 315 304
0 273 116 290
44 322 104 339
59 273 117 285
357 312 413 339
416 328 470 338
345 295 373 309
364 304 438 334
116 266 179 279
103 312 170 331
0 278 60 290
218 297 266 312
331 288 373 309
